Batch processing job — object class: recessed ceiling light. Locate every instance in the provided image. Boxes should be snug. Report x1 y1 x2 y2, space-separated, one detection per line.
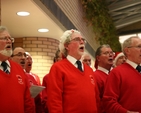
38 28 49 32
17 11 30 16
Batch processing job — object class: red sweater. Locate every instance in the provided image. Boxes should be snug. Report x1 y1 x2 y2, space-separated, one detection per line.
30 72 41 86
94 70 108 113
42 74 48 113
47 59 98 113
26 73 43 113
94 70 108 99
0 60 34 113
103 63 141 113
42 74 48 102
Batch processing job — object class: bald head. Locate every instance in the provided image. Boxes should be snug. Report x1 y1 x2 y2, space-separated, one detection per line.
81 52 91 66
25 52 33 73
11 47 27 69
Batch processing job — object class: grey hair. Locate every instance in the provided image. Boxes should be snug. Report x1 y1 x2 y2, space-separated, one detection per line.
95 44 111 58
59 29 81 57
122 36 140 55
0 26 8 32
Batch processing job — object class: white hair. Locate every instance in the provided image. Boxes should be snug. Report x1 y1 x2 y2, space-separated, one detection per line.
25 52 31 56
59 29 81 56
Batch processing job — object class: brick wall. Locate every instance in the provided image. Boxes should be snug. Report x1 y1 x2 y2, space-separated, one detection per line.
14 37 59 83
13 38 23 48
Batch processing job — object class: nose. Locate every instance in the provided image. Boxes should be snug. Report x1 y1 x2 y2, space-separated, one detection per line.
6 38 12 43
123 57 126 61
21 55 26 59
80 38 86 44
79 39 84 44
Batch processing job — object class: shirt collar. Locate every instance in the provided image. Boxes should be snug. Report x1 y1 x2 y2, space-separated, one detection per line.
97 66 109 74
0 60 10 68
67 55 78 65
126 59 138 69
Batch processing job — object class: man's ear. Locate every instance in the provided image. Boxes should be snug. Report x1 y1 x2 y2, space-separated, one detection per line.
124 48 128 55
96 55 100 62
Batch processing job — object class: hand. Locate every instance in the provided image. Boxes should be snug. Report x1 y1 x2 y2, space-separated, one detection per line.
127 111 139 113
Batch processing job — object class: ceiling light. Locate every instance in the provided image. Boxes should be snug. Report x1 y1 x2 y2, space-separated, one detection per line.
38 28 49 32
17 11 30 16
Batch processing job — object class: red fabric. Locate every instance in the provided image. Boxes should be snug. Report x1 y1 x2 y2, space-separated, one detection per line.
114 52 121 59
94 70 108 99
94 70 108 113
103 63 141 113
30 72 41 86
0 60 34 113
94 59 98 69
61 53 66 59
42 74 49 113
26 73 38 86
26 73 43 113
47 59 99 113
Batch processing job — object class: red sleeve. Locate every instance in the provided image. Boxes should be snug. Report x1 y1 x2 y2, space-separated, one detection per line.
32 73 41 86
42 74 48 102
24 75 36 113
42 75 48 113
102 71 127 113
94 73 104 99
47 65 63 113
93 73 101 113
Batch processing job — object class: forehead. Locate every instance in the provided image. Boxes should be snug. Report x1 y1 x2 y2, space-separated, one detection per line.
0 31 10 37
83 55 91 59
132 38 141 45
71 32 82 39
101 47 112 52
13 48 25 54
27 55 32 59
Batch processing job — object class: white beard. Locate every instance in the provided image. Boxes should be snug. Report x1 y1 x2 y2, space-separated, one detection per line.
0 49 12 57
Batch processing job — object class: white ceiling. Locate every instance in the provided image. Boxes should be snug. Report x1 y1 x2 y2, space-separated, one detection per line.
2 0 141 47
1 0 64 40
106 0 141 29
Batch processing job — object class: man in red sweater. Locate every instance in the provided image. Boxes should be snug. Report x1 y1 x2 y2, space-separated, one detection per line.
103 36 141 113
81 52 92 67
46 29 99 113
11 47 43 113
93 44 114 113
0 26 34 113
42 49 63 113
25 52 41 86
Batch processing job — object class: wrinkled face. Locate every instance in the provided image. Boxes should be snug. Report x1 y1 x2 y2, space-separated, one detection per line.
124 38 141 64
11 48 26 69
25 55 32 72
97 47 114 68
66 33 86 59
116 56 126 66
0 31 13 58
82 55 91 66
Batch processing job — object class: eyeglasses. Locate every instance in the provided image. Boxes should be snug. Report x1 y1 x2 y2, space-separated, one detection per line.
70 37 87 43
127 45 141 49
0 37 14 43
101 51 115 56
83 59 91 62
12 53 27 57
